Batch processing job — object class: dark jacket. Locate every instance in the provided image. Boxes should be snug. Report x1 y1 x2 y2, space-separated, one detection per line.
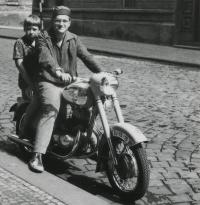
13 36 38 89
36 29 102 85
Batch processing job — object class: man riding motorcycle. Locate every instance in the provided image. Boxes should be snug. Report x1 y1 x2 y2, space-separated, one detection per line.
25 6 103 172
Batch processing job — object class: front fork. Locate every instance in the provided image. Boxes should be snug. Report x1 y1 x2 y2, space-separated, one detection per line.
96 94 124 165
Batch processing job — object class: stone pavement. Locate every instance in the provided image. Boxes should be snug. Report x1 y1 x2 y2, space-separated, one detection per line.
0 35 200 204
0 166 66 205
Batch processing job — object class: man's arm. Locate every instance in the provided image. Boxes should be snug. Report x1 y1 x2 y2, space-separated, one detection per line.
77 37 103 73
36 31 63 77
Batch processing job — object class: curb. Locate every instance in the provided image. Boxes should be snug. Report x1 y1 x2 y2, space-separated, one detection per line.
0 151 110 205
0 26 200 68
87 47 200 68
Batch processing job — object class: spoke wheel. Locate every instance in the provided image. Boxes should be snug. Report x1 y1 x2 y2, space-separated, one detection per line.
17 113 32 158
106 137 150 202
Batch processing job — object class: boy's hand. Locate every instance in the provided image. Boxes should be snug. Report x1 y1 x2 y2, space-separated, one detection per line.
25 87 33 99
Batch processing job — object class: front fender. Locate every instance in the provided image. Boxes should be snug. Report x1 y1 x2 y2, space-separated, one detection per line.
110 123 148 146
96 123 148 172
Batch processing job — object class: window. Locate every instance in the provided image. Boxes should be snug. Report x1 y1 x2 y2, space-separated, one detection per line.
56 0 64 6
124 0 135 8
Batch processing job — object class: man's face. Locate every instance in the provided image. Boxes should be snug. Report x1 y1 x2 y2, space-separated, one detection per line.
25 25 40 40
53 15 71 34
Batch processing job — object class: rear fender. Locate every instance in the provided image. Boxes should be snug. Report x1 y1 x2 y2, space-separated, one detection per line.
9 103 18 113
9 101 29 121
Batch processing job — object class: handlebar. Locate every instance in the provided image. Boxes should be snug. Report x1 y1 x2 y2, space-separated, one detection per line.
71 69 123 83
72 76 89 83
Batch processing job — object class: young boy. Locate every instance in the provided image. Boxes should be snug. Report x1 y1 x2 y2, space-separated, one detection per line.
13 14 41 100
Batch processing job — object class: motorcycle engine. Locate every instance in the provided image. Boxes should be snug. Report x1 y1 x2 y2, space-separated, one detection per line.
56 104 91 131
51 104 92 156
52 134 75 150
51 125 92 156
72 106 91 123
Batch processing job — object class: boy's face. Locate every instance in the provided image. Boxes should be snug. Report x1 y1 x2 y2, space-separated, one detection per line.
53 15 71 34
25 25 40 40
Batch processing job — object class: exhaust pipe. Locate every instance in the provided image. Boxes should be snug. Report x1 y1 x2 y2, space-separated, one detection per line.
8 135 33 148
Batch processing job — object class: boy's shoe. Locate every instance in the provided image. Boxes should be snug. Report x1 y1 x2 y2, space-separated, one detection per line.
28 152 44 173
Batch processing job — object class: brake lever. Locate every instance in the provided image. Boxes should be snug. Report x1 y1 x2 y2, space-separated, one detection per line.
113 69 123 75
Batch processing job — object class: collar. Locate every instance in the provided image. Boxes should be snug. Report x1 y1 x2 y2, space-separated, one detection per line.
48 28 75 42
22 35 35 46
64 31 75 41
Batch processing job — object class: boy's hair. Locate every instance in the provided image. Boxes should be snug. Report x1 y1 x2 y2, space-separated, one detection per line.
24 15 41 31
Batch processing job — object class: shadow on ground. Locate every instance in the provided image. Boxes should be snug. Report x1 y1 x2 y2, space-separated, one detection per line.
44 156 135 205
0 139 136 205
0 138 27 161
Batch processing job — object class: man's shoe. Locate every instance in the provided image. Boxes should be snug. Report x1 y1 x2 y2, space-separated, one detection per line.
28 153 44 173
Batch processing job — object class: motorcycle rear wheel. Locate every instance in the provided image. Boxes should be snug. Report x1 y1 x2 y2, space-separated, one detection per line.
17 113 32 159
105 137 149 202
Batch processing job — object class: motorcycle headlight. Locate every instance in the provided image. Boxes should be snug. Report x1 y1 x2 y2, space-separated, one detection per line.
101 77 109 86
90 72 119 97
100 76 119 96
101 76 119 89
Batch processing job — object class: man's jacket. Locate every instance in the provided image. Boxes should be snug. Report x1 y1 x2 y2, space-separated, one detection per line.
36 29 102 85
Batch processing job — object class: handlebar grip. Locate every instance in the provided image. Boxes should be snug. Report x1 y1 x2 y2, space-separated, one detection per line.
113 69 123 75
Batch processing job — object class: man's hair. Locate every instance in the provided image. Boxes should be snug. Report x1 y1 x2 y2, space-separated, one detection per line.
24 15 41 31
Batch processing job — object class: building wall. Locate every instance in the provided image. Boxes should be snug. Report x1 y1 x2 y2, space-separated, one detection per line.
0 0 32 27
36 0 176 10
0 0 32 6
33 0 176 45
175 0 199 44
134 0 176 10
62 0 122 8
20 0 32 5
59 0 177 10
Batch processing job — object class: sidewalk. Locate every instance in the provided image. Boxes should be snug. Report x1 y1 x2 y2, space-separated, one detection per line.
0 146 111 205
0 25 200 67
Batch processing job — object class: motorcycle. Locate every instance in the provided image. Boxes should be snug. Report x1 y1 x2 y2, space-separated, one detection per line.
8 70 150 201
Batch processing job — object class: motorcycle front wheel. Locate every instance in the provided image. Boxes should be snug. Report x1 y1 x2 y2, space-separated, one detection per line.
105 134 150 202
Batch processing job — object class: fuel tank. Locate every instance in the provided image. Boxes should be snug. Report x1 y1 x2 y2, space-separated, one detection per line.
62 80 93 107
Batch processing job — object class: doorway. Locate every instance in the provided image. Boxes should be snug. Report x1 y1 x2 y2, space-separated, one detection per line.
175 0 200 46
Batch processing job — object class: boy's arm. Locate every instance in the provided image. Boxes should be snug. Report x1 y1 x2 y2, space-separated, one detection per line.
15 59 34 88
13 39 34 88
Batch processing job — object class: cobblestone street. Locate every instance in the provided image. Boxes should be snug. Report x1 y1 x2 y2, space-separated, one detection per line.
0 38 200 204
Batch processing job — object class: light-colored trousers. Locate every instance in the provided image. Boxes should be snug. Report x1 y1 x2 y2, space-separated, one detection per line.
24 81 64 154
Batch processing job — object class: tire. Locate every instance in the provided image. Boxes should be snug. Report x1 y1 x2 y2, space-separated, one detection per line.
105 137 150 202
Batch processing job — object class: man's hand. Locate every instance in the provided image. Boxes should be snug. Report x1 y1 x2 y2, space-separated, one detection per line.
60 73 72 83
56 70 72 84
